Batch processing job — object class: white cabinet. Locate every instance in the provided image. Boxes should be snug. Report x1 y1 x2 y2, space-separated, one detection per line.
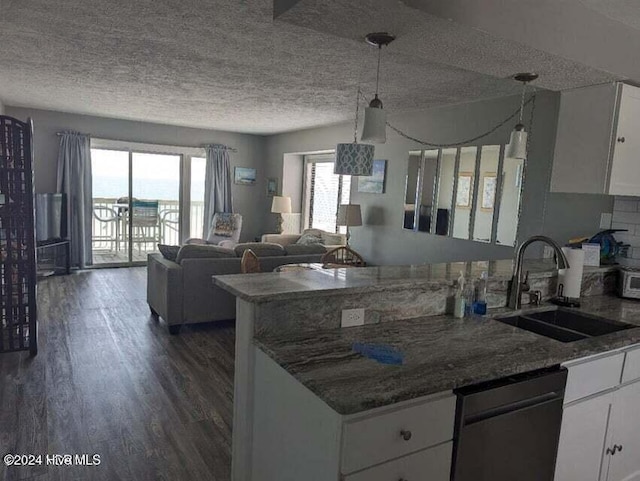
551 82 640 195
251 347 455 481
555 346 640 481
604 380 640 481
554 392 614 481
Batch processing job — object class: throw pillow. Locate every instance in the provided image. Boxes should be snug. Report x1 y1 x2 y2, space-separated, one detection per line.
176 244 236 264
234 242 285 258
296 233 324 246
158 244 180 262
284 244 327 256
213 213 236 237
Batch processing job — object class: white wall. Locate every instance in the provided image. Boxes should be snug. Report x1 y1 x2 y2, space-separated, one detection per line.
5 106 268 243
263 91 613 265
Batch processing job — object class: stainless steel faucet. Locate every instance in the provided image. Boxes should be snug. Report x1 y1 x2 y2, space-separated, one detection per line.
508 235 570 309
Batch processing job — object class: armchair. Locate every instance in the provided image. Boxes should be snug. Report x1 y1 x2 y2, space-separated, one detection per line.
186 213 243 248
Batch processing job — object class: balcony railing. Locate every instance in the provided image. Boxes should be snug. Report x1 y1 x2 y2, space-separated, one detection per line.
92 198 205 255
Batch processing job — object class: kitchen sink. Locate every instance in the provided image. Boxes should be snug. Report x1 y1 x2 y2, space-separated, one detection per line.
495 308 634 343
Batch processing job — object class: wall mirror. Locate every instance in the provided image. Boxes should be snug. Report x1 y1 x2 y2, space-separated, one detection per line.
402 144 525 246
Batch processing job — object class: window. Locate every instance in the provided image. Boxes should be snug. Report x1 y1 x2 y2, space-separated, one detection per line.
303 154 351 233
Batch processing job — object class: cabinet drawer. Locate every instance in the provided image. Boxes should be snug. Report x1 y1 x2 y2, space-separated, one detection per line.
622 345 640 384
343 442 452 481
341 394 455 474
564 353 624 403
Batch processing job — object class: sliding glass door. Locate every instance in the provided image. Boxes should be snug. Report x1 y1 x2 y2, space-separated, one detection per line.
91 148 182 266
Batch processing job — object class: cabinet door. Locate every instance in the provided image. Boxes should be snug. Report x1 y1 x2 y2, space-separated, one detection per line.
609 84 640 196
551 83 618 194
606 381 640 481
554 392 614 481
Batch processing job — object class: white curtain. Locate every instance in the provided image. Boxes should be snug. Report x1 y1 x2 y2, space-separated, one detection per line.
203 144 233 237
56 132 93 268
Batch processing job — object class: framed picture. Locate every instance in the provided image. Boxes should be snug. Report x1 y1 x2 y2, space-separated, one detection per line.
456 172 473 208
234 167 256 185
266 177 278 197
481 173 497 210
357 159 387 194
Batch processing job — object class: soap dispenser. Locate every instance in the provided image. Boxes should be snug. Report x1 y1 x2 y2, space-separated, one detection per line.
453 271 465 318
473 271 488 315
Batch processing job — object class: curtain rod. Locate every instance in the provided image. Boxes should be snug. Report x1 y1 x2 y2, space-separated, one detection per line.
55 132 238 152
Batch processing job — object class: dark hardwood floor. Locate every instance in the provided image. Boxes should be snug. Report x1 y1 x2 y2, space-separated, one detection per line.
0 267 235 481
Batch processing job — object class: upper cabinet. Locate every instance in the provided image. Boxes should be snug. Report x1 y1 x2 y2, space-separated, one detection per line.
551 82 640 195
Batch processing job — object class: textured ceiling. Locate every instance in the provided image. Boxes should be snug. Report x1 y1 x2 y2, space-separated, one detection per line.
579 0 640 30
0 0 627 134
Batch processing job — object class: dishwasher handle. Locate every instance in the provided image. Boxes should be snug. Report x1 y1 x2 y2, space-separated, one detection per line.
464 390 564 426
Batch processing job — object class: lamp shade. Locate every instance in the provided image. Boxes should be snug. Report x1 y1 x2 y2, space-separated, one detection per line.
361 106 387 143
337 204 362 227
334 143 374 176
506 124 528 160
271 196 292 214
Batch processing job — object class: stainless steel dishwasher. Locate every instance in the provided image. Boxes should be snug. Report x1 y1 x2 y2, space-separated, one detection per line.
451 366 568 481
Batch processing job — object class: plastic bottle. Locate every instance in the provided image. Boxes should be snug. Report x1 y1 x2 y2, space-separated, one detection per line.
453 271 465 318
473 271 488 315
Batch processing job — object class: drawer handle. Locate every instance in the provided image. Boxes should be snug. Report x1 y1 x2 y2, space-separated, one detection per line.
618 136 626 143
399 429 412 441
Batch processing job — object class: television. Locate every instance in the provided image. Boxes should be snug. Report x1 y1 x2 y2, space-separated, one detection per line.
35 193 66 242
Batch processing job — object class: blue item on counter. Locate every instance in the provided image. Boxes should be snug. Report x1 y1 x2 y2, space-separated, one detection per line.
473 301 487 315
352 342 404 365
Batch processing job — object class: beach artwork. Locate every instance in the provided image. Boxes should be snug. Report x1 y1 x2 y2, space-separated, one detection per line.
234 167 257 185
357 160 387 194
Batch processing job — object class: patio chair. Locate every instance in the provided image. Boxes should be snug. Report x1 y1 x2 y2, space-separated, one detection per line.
130 200 160 253
92 204 120 252
159 208 180 245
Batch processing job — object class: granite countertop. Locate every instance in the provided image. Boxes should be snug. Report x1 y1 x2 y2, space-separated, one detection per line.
255 295 640 415
213 259 615 303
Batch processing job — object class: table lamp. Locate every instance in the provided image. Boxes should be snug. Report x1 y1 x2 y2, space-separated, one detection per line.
337 204 362 246
271 196 292 234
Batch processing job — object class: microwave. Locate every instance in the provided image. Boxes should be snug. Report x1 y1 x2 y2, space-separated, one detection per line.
619 267 640 299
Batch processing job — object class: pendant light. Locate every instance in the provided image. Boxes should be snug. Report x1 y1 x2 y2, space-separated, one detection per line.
335 87 375 176
361 32 396 144
507 73 538 159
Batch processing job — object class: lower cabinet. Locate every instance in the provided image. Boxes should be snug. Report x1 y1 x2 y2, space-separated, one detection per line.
605 380 640 481
554 391 614 481
555 348 640 481
343 442 452 481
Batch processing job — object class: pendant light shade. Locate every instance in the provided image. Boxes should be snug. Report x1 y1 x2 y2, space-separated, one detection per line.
507 123 528 159
334 143 374 176
507 73 538 160
361 104 387 143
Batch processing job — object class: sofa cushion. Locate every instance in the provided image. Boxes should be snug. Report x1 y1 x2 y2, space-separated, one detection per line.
296 233 324 245
158 244 180 262
176 244 236 264
234 242 285 257
284 244 327 256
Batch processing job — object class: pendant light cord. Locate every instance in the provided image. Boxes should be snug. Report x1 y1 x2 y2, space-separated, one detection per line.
353 86 361 143
360 91 536 148
518 82 527 124
375 46 382 96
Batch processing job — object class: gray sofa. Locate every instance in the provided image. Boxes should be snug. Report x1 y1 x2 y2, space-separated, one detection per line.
147 242 324 334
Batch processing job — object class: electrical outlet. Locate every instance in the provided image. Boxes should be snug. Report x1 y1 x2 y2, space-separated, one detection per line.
341 308 365 328
600 212 613 229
